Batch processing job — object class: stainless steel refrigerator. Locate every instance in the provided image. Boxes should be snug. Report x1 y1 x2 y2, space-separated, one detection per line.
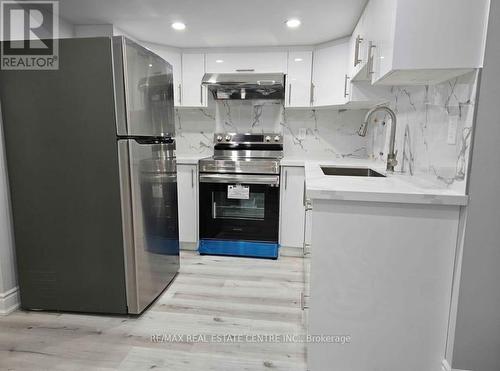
0 36 179 314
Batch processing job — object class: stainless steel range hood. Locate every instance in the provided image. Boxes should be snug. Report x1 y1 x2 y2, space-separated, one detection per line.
202 73 285 100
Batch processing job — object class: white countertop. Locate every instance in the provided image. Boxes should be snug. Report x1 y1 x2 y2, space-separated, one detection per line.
301 159 468 206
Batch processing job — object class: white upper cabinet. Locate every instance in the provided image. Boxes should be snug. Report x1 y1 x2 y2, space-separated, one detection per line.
285 51 313 108
181 53 207 107
348 6 371 82
311 38 389 109
312 41 349 107
205 52 287 73
366 0 489 85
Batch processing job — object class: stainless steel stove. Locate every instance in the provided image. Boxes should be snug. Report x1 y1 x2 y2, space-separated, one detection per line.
198 133 283 259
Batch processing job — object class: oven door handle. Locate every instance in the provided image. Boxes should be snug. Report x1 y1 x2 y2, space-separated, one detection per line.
199 173 280 185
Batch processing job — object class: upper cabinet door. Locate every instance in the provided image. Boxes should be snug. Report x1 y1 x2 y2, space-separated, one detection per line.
120 38 175 137
286 51 313 108
348 8 371 81
312 41 349 107
366 0 488 85
205 52 287 73
181 53 207 107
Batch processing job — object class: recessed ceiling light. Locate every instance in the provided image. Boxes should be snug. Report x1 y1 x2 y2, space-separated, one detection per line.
294 58 303 62
171 22 186 31
148 63 153 67
215 59 224 63
286 19 301 28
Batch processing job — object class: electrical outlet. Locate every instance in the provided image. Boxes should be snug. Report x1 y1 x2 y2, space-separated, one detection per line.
298 128 307 140
447 116 458 145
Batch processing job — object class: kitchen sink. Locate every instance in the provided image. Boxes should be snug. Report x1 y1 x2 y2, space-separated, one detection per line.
320 166 386 177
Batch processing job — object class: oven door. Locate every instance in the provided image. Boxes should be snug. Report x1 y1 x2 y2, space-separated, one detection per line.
199 174 280 243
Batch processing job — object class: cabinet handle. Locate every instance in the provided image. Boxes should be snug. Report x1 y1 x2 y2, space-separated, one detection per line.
288 83 292 106
178 84 182 105
303 181 307 207
303 243 312 257
284 169 288 190
200 85 203 105
310 83 315 105
354 35 363 66
368 41 376 75
191 168 194 188
344 74 350 98
300 292 309 310
236 69 255 72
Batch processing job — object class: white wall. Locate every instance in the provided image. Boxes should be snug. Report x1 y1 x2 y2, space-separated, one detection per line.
74 24 137 41
58 15 75 38
452 1 500 370
0 104 19 315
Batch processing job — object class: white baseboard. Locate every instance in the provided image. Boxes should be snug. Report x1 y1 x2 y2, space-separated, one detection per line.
0 287 20 315
279 246 304 257
442 359 472 371
180 241 198 251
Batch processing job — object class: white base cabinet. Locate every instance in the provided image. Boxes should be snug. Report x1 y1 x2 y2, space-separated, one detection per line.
302 196 312 333
279 166 305 249
307 199 461 371
177 164 199 248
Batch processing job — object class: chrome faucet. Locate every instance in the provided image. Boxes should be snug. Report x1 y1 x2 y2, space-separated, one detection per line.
358 106 398 173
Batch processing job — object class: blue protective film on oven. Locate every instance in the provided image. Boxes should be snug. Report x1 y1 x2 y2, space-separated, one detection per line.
198 239 279 259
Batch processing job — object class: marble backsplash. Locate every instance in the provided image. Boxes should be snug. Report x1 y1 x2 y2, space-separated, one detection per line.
175 70 479 194
174 101 369 159
369 71 479 193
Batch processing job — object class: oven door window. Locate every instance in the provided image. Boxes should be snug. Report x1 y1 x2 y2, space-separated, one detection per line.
212 186 265 221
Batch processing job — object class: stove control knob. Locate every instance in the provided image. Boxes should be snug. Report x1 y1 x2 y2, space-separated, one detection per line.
274 135 281 142
265 136 271 142
225 135 232 142
216 135 223 142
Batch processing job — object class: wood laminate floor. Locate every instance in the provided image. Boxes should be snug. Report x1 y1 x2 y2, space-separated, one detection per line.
0 251 307 371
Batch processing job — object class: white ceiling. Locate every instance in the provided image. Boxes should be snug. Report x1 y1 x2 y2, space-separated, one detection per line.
59 0 368 48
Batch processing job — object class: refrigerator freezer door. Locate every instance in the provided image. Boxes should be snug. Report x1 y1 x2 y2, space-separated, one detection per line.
114 37 175 137
118 139 180 314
